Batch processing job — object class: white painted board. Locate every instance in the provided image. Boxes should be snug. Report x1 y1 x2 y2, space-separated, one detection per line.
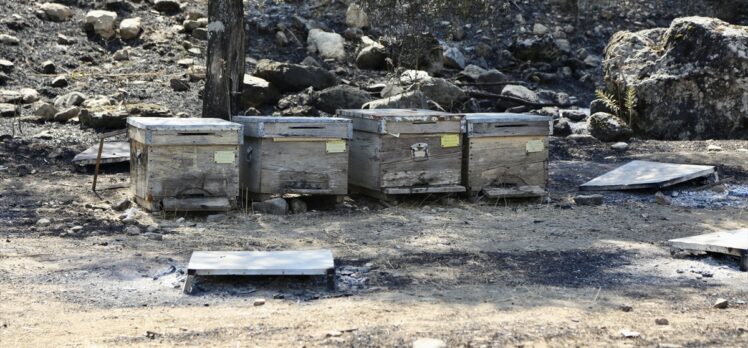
187 250 334 276
580 160 715 191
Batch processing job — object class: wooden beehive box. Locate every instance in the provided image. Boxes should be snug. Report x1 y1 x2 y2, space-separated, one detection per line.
127 117 242 211
232 116 352 200
462 113 552 199
337 109 466 197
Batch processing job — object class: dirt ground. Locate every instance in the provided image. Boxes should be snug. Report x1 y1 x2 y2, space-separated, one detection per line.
1 121 748 347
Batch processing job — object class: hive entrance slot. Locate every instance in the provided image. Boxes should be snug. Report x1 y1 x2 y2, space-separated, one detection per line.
178 132 215 136
289 126 325 129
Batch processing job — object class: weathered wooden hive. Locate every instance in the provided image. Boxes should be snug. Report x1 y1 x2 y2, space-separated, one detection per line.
462 113 552 199
232 116 352 200
337 109 466 198
127 117 242 211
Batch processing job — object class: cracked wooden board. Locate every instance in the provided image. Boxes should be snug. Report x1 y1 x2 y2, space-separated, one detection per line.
579 160 716 191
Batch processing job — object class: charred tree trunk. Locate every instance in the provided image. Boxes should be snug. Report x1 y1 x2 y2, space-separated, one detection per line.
203 0 245 120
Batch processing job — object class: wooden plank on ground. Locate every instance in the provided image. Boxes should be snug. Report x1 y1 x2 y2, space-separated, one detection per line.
669 229 748 258
73 141 130 166
580 160 715 191
187 250 334 276
483 185 546 198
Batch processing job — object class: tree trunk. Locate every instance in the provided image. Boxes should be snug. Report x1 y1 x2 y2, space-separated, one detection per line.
203 0 245 120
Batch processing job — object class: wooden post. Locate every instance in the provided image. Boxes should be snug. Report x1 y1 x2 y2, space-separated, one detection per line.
203 0 245 120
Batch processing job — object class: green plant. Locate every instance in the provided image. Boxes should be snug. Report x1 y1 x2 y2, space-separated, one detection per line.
595 86 637 125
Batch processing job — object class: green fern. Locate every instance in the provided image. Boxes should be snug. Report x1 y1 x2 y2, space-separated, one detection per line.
595 89 621 115
624 86 637 124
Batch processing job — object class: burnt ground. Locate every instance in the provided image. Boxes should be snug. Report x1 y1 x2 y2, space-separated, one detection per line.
2 119 748 347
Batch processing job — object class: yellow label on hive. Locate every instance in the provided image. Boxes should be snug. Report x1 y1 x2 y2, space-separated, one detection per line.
440 134 460 148
526 140 545 153
326 140 346 153
214 151 236 164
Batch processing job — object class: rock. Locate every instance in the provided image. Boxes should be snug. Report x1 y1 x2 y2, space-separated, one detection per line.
254 60 337 93
36 218 51 226
144 232 163 241
533 23 550 35
112 199 131 211
510 36 563 62
589 99 616 115
0 34 20 45
34 102 58 120
345 4 369 29
343 28 363 41
183 18 208 31
54 92 86 108
443 47 466 70
0 72 8 85
154 0 181 13
707 144 723 152
275 31 289 46
169 78 190 92
119 17 142 40
307 29 346 60
54 107 80 122
20 89 39 103
604 17 748 140
611 142 629 151
620 330 640 339
85 10 118 39
588 112 633 142
252 198 288 215
395 33 443 73
713 298 729 309
57 34 76 45
40 60 55 74
0 59 13 73
50 75 69 88
39 3 74 22
413 338 447 348
418 78 467 108
574 194 604 206
289 198 307 214
584 54 601 67
0 90 22 104
501 85 540 104
191 28 207 40
253 298 266 306
363 90 426 109
206 214 226 223
0 103 19 117
314 85 372 114
239 75 280 108
82 95 112 109
559 109 587 122
112 49 129 61
655 191 672 205
80 104 170 128
400 70 431 84
553 118 572 137
187 65 206 81
655 318 669 325
177 58 194 67
356 45 387 70
125 226 141 235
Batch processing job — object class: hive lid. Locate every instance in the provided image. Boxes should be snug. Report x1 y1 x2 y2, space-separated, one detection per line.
127 117 242 131
337 109 463 134
463 113 552 137
232 116 352 139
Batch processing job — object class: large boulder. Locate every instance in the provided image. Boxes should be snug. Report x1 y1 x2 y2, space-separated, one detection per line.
604 17 748 140
119 17 142 40
510 36 564 62
307 29 346 60
239 75 280 108
314 85 372 114
345 4 369 29
417 78 466 108
254 60 337 93
356 44 387 70
588 112 633 142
